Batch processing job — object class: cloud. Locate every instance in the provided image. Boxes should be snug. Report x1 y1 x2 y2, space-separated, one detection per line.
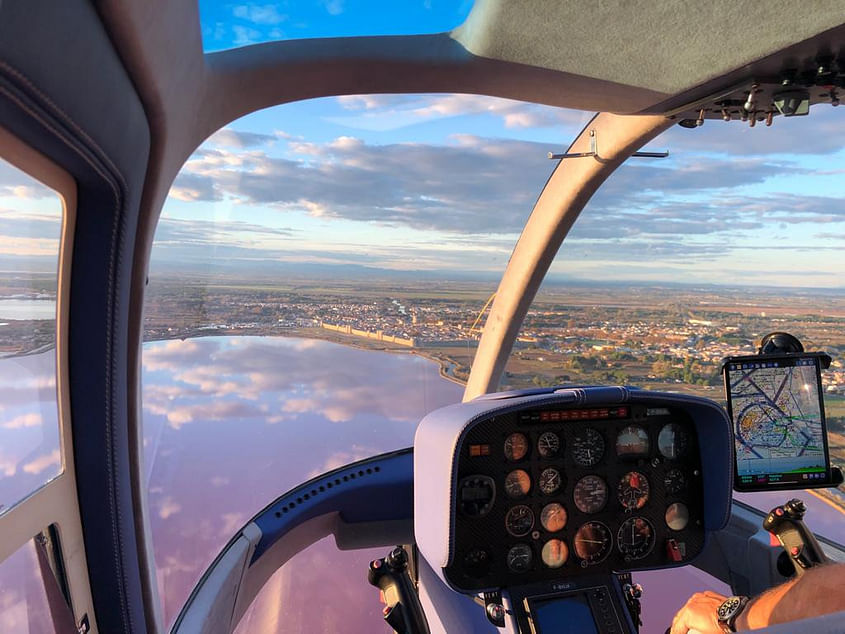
1 412 42 429
158 496 182 519
232 4 287 25
333 94 588 130
208 128 276 149
323 0 344 15
169 133 842 243
0 161 55 199
659 105 845 156
165 400 267 429
170 135 552 232
232 24 262 46
22 449 60 474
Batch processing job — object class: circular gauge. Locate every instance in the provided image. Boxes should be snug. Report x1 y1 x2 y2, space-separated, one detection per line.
540 502 568 532
462 548 491 577
541 539 569 569
457 475 496 517
618 471 650 511
505 505 535 537
664 468 686 495
537 431 561 458
658 423 689 460
538 467 563 495
665 502 690 531
504 469 531 499
617 517 655 560
573 521 612 564
572 428 605 467
504 432 529 462
616 425 650 457
506 543 533 573
573 475 608 514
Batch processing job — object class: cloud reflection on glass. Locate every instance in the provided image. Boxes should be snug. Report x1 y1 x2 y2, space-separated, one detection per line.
0 352 61 515
143 336 462 627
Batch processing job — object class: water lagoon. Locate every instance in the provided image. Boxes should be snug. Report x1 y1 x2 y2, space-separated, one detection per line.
142 336 463 628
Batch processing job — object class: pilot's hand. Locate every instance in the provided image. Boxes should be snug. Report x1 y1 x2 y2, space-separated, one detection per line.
670 590 728 634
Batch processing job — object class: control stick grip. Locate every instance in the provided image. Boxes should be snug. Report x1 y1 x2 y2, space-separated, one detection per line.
368 547 430 634
763 499 829 576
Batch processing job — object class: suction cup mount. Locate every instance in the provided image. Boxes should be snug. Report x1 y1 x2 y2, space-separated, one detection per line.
758 332 805 355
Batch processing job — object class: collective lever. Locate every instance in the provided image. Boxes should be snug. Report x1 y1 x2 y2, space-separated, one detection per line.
763 498 829 576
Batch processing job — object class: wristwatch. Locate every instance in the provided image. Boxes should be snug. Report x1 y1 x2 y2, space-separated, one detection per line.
717 595 750 632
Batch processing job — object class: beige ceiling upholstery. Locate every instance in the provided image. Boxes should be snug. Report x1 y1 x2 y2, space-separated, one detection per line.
456 0 844 94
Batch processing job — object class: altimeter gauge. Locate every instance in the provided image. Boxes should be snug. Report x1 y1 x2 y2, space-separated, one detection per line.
572 428 605 467
573 475 608 514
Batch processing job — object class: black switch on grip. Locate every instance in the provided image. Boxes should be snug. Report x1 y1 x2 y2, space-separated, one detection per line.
763 499 829 576
368 547 430 634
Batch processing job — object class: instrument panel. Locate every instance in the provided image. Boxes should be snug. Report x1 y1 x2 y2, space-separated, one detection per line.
447 404 704 591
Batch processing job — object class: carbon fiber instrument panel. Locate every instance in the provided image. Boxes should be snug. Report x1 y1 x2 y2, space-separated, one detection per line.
446 403 704 591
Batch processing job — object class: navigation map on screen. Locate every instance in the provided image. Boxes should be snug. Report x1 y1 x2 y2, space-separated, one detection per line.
727 357 828 487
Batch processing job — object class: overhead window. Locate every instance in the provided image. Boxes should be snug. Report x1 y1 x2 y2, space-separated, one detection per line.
199 0 474 52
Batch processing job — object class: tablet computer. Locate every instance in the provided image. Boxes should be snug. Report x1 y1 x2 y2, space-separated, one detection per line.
723 353 833 491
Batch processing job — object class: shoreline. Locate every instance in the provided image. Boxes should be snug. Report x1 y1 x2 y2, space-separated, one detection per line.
144 328 470 388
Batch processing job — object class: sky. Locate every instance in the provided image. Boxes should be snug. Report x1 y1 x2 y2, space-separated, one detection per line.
1 1 843 288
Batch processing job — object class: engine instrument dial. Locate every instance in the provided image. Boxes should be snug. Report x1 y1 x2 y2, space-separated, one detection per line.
573 521 612 565
618 471 650 511
617 517 655 560
616 425 650 457
504 432 529 462
665 502 690 531
540 502 567 532
541 539 569 568
537 431 561 458
571 428 605 466
507 543 533 573
658 423 689 459
664 468 686 495
504 469 531 498
505 505 535 537
538 467 562 495
573 475 608 514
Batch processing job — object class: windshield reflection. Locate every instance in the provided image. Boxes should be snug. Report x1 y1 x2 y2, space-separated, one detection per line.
143 336 462 626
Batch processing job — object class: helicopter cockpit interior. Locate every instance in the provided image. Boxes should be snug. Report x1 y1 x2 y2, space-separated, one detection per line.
0 1 843 633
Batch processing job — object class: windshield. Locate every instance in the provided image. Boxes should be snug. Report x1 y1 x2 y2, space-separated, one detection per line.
143 94 842 632
506 107 845 544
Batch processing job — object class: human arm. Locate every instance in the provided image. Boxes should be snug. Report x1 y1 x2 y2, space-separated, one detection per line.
735 562 845 630
669 562 845 633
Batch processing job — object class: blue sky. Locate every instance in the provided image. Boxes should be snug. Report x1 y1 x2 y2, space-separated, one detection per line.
198 0 474 51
